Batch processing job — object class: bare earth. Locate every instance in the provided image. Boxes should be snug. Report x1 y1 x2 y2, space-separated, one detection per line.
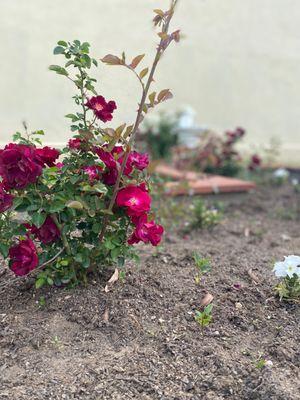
0 185 299 400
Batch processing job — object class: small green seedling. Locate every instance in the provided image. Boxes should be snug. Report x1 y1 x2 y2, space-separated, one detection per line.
38 296 46 308
255 358 266 369
191 199 222 229
193 252 211 284
195 304 213 329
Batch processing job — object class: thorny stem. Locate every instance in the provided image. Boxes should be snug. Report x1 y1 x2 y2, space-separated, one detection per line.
78 67 88 130
99 1 178 242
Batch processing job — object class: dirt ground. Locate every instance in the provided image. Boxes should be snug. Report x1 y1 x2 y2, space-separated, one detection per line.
0 185 299 400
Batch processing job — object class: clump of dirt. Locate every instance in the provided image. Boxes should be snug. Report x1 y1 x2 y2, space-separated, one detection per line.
0 185 299 399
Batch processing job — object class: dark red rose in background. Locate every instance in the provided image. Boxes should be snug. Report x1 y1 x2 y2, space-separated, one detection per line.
116 185 151 217
29 216 60 245
85 96 117 122
248 154 261 171
0 144 42 189
128 214 164 246
9 238 39 276
68 138 83 150
0 184 13 212
35 146 60 167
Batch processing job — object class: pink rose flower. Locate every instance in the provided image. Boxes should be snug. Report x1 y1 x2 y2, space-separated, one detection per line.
116 185 151 217
128 214 164 246
85 96 117 122
0 183 13 212
9 238 39 276
29 216 61 244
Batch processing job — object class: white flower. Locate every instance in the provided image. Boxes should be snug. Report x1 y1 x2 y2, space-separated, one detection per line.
292 178 299 186
273 168 289 179
273 255 300 278
284 255 300 277
273 261 287 277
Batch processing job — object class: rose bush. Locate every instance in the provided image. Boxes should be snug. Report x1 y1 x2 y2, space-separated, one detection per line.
0 3 179 288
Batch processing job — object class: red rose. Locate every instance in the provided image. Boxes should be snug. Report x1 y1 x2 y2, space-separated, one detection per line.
102 168 118 185
128 214 164 246
83 165 103 182
129 151 149 171
29 216 60 244
94 145 132 185
68 138 83 150
0 184 13 212
0 144 42 189
248 154 261 171
35 146 60 167
9 238 39 276
116 185 151 217
85 96 117 123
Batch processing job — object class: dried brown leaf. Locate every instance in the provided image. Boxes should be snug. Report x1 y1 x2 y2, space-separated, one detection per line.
101 54 123 65
158 89 173 102
104 268 119 292
247 269 260 284
130 54 145 69
200 293 214 307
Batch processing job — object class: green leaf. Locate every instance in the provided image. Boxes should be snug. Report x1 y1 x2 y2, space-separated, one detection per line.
35 278 45 289
57 40 67 47
31 213 47 228
49 201 65 213
53 46 65 55
139 67 149 79
49 65 69 76
0 243 9 258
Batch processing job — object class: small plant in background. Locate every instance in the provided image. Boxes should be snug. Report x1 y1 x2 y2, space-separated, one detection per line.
195 304 213 329
272 168 290 185
190 199 222 229
273 255 300 301
0 2 180 288
173 127 259 177
138 112 179 160
193 252 211 284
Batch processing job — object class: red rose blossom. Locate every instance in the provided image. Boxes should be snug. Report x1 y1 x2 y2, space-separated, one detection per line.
248 154 261 171
129 151 149 171
9 238 39 276
35 146 60 167
29 216 60 244
0 184 13 212
102 168 118 185
68 138 83 150
0 144 43 189
116 185 151 217
83 165 103 182
85 96 117 122
128 214 164 246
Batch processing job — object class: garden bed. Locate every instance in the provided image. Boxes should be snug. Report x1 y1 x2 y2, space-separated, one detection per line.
0 184 299 400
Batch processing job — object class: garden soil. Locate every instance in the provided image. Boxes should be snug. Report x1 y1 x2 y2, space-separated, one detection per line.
0 185 299 400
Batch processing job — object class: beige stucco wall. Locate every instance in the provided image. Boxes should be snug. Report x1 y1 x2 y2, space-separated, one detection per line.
0 0 299 165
